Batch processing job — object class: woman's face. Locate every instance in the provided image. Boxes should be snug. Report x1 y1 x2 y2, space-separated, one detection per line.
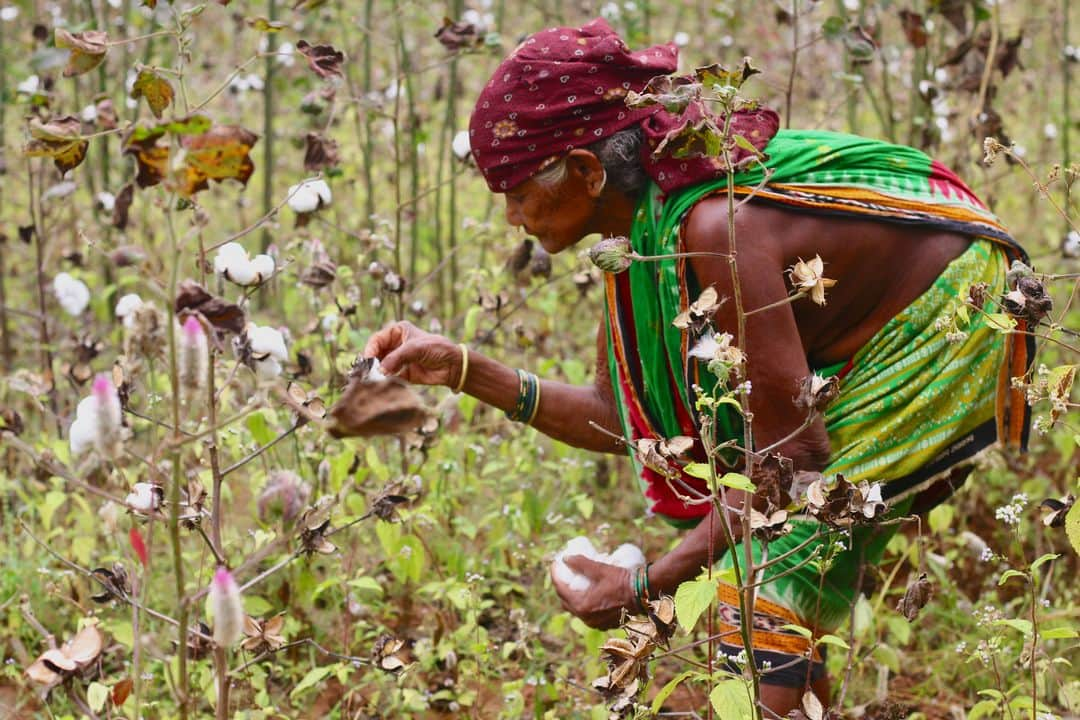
501 150 607 255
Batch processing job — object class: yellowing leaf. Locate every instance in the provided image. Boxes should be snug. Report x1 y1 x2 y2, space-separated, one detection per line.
1065 499 1080 557
985 312 1017 333
131 68 174 119
55 29 108 77
24 116 89 174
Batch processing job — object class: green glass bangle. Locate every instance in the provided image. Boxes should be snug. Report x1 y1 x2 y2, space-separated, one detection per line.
505 369 539 423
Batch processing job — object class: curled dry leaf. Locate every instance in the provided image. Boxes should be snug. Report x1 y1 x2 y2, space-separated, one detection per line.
296 40 345 78
300 260 337 288
303 131 340 172
55 29 109 77
175 280 246 335
631 436 693 476
326 357 429 438
112 183 134 230
1000 275 1053 326
896 572 933 621
435 16 483 52
24 116 89 174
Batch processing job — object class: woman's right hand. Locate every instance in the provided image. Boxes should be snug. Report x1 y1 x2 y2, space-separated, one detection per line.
363 321 464 388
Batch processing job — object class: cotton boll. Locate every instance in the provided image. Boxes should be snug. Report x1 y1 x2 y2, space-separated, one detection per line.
254 356 283 380
68 375 124 458
125 482 161 513
551 536 599 593
250 254 275 280
115 293 143 329
53 273 91 316
452 130 471 160
606 544 646 569
248 325 288 362
16 75 39 95
69 412 97 457
287 179 332 214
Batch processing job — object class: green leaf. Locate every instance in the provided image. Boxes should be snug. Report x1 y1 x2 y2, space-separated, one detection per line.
366 445 389 482
243 595 273 616
683 462 711 480
348 577 384 596
1029 553 1060 573
245 411 274 446
998 569 1027 586
985 313 1017 333
967 699 1000 720
821 16 846 39
709 679 755 720
651 670 696 714
779 623 813 639
1041 626 1078 640
39 490 67 531
992 618 1033 636
816 633 850 650
717 473 756 492
290 664 335 699
87 682 110 712
873 644 900 673
674 577 718 632
1065 495 1080 556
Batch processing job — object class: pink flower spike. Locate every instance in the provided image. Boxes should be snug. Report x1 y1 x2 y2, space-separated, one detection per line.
91 373 114 401
210 566 245 647
182 315 204 341
213 566 236 591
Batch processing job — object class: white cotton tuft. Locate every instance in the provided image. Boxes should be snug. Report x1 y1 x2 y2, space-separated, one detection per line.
452 130 471 160
213 242 274 286
115 293 143 329
245 323 289 379
53 273 91 316
607 543 647 569
287 178 332 214
69 374 124 458
125 482 160 513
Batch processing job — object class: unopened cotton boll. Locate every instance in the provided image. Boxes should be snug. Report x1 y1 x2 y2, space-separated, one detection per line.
53 273 91 316
452 130 471 160
287 178 332 214
209 567 245 647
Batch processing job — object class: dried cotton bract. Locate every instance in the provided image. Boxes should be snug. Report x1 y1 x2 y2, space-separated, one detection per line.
213 242 275 286
69 373 125 458
788 255 837 306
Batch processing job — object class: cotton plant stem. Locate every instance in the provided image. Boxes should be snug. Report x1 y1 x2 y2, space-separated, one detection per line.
743 291 806 318
362 0 376 225
27 161 60 434
400 24 421 288
1064 0 1073 222
784 0 799 128
220 422 299 477
261 0 277 253
163 191 190 719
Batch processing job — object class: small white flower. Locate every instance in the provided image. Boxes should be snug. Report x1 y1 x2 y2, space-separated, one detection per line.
1 6 21 21
451 130 471 160
286 178 332 214
213 242 275 286
1043 123 1058 139
673 31 690 47
53 273 91 316
275 41 295 66
80 104 98 123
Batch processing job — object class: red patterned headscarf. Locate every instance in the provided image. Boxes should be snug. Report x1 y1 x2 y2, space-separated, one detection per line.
469 18 780 194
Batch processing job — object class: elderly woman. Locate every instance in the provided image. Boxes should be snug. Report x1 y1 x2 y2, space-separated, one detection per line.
364 18 1030 713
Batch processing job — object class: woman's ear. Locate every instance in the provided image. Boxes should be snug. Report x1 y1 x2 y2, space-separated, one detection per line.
566 149 606 198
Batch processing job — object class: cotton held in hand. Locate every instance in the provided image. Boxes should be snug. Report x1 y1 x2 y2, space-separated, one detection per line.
551 536 646 593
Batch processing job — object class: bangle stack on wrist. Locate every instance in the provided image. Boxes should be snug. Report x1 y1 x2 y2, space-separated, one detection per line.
629 563 653 614
505 369 541 424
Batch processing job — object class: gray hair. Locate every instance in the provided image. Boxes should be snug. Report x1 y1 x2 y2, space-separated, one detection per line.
532 125 648 198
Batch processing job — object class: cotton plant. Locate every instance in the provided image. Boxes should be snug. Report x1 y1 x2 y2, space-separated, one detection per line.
208 567 245 647
552 536 646 593
53 272 91 316
115 293 143 330
213 242 275 286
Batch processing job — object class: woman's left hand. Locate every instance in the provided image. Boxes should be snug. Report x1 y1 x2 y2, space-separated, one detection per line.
551 555 636 629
